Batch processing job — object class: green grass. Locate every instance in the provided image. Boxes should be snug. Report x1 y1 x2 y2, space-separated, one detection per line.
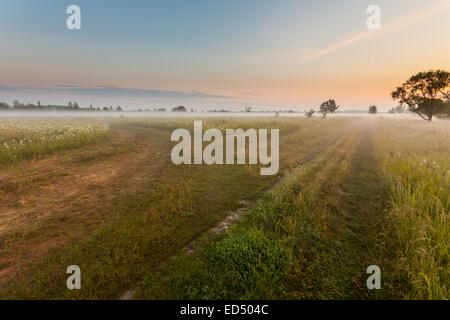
1 117 447 300
137 127 395 299
0 118 358 299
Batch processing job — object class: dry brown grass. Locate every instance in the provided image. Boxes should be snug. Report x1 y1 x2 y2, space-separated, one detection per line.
0 127 170 285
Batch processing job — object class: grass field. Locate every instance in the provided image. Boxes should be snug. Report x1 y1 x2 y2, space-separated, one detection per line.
0 116 448 299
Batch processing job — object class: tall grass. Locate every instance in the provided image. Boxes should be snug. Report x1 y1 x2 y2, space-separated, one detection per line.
373 120 449 299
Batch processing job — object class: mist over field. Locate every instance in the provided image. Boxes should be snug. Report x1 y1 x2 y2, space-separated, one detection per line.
0 110 441 120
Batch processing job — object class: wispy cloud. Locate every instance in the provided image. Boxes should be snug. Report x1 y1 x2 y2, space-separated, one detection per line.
304 0 450 61
0 85 234 100
303 31 372 62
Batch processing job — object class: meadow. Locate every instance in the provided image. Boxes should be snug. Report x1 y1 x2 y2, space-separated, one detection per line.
0 116 448 299
0 119 109 167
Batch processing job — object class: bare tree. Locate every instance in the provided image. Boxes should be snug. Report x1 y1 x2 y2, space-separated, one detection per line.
304 109 315 118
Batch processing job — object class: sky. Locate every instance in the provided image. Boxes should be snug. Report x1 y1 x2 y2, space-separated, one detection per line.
0 0 449 111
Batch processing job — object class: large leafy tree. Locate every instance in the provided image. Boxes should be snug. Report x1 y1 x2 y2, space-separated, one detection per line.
391 70 450 121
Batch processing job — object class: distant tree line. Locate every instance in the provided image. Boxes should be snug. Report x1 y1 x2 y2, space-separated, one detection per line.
0 100 125 112
0 101 192 113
